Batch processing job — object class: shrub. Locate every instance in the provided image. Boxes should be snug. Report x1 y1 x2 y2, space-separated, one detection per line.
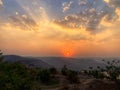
49 67 57 74
0 62 41 90
85 60 120 89
67 70 79 84
61 65 68 75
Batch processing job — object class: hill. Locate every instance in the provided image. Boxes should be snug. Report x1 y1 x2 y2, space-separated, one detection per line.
39 57 105 70
3 55 106 70
3 55 51 68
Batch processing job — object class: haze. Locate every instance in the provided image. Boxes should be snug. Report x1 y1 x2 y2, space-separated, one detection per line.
0 0 120 57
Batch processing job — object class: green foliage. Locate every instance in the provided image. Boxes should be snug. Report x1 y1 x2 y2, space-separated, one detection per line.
85 60 120 81
104 60 120 81
0 62 41 90
37 69 51 84
61 65 79 84
0 50 3 62
66 70 79 84
0 61 60 90
37 69 59 85
87 69 105 79
61 65 68 75
49 67 57 74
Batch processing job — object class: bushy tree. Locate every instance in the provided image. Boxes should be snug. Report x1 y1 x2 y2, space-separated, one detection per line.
0 62 41 90
37 69 59 85
61 65 79 84
85 60 120 90
37 69 51 84
61 65 68 75
0 50 3 62
67 70 79 84
49 67 57 74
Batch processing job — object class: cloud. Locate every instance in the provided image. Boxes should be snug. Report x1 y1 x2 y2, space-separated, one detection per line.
9 14 39 31
0 0 3 7
109 0 120 8
78 0 88 5
55 0 118 33
62 1 73 12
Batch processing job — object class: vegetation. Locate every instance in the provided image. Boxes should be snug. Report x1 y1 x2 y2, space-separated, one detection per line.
61 65 68 76
0 50 3 62
0 51 59 90
85 60 120 81
84 59 120 90
49 67 57 74
61 65 79 84
37 69 59 85
1 51 120 90
66 70 79 84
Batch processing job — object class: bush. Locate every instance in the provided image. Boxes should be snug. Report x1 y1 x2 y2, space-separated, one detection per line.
67 70 79 84
85 60 120 81
0 50 3 62
61 65 68 75
37 69 51 84
37 69 59 85
84 60 120 90
0 62 41 90
49 67 57 74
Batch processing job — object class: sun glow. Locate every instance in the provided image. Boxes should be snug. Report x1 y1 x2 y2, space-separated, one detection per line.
63 48 73 57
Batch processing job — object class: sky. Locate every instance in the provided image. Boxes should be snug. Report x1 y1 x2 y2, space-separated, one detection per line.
0 0 120 57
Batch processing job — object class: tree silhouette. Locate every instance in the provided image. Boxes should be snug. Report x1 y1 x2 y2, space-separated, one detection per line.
0 50 3 62
85 60 120 90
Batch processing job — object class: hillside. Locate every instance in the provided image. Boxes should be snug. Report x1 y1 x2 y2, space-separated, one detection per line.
3 55 105 70
3 55 52 68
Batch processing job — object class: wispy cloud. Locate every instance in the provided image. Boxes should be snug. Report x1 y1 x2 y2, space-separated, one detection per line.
55 0 118 33
0 0 3 7
78 0 88 5
9 14 39 31
62 1 73 12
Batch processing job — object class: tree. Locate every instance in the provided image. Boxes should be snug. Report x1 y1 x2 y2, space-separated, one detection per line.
67 70 79 84
0 62 41 90
61 65 68 76
37 69 51 84
85 60 120 90
49 67 57 74
0 50 3 62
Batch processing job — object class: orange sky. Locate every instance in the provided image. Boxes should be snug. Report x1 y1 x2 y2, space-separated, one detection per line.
0 0 120 57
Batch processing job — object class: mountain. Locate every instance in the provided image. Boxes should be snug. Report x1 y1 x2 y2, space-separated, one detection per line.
3 55 51 68
39 57 105 70
3 55 105 70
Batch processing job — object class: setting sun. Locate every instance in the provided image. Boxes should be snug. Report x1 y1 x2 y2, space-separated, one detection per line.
63 48 73 57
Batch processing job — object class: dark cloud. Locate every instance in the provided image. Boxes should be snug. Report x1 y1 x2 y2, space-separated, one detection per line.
54 0 118 33
9 15 39 31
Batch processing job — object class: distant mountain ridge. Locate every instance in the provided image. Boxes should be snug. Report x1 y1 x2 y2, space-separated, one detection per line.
3 55 52 68
3 55 106 71
39 57 105 70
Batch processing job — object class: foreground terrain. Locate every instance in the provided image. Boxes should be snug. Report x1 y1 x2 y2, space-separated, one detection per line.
0 54 120 90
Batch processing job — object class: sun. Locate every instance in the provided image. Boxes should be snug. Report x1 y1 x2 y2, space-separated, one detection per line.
62 48 73 57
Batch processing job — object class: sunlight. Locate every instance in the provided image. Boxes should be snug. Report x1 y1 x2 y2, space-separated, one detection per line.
104 0 110 3
63 48 73 57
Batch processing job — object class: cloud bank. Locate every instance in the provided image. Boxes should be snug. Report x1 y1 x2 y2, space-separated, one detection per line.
55 0 119 33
